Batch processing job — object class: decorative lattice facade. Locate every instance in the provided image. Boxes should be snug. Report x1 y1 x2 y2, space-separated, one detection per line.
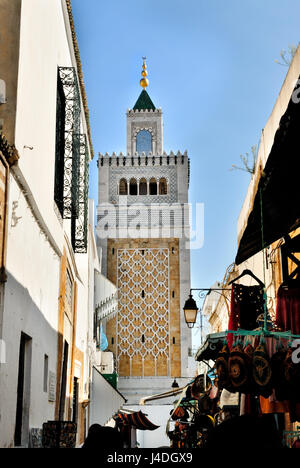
106 238 181 378
117 248 170 377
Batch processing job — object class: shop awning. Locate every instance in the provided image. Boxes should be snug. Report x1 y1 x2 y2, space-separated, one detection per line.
236 78 300 265
195 332 226 362
115 410 160 431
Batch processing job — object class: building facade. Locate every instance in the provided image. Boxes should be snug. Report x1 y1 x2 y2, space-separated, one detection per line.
0 0 124 448
198 45 300 440
97 63 192 422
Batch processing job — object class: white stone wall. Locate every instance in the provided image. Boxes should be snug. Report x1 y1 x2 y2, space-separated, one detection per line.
127 404 173 448
90 367 126 427
0 176 60 446
0 0 93 447
126 109 163 155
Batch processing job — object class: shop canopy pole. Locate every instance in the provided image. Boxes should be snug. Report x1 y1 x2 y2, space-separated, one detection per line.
259 185 269 334
226 328 300 340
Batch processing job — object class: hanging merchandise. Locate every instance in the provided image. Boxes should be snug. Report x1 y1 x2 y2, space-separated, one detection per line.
252 339 272 398
284 346 300 423
230 284 265 331
171 406 189 421
228 341 253 394
270 342 290 402
100 324 108 351
275 279 300 335
227 269 267 349
214 343 231 391
190 374 212 400
259 339 290 415
219 388 239 408
283 428 300 448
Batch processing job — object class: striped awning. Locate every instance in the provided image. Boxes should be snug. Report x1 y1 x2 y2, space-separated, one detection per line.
115 410 159 431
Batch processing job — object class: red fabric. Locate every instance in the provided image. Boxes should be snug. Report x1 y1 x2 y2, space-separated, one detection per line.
292 439 300 448
275 285 300 335
227 288 236 350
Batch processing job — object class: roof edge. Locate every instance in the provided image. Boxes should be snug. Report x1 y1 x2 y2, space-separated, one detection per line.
65 0 94 159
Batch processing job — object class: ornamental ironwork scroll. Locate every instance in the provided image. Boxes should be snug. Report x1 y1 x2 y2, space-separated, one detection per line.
58 66 81 219
71 134 89 253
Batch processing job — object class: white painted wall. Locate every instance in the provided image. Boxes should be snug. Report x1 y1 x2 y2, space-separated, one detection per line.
90 367 126 427
125 404 172 448
0 0 93 447
0 176 60 446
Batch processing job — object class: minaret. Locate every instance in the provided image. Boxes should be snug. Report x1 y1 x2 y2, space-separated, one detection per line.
126 57 163 156
97 59 191 406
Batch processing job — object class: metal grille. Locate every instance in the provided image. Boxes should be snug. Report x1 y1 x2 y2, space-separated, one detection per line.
71 134 89 253
54 75 65 216
58 67 81 219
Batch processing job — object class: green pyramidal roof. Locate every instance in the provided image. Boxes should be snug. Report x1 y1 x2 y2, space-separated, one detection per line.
133 90 156 111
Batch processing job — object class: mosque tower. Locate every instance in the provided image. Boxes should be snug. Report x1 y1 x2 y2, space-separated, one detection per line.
97 59 192 408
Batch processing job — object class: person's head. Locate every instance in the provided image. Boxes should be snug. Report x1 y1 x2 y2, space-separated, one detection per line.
100 426 123 449
82 424 102 448
87 424 102 437
83 424 123 449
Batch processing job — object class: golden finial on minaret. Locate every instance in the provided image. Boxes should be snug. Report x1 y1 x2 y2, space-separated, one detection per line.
140 56 149 89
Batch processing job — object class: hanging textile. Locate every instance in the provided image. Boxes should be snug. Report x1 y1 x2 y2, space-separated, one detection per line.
227 342 253 394
227 284 265 348
252 341 273 398
275 281 300 335
259 394 289 414
100 324 108 351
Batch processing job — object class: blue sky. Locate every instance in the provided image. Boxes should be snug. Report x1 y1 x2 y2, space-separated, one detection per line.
71 0 299 303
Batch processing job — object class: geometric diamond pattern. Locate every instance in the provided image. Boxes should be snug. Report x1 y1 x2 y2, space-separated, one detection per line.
117 248 170 376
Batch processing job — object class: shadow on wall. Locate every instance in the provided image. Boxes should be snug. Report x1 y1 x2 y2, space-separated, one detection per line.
0 271 60 448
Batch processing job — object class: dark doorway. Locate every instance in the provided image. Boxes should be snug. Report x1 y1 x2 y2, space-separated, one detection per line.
14 332 32 447
59 340 69 421
72 377 79 424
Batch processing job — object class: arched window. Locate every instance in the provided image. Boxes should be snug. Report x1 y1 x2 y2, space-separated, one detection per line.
136 130 152 155
119 178 128 195
139 178 147 195
129 178 138 195
149 178 157 195
159 178 168 195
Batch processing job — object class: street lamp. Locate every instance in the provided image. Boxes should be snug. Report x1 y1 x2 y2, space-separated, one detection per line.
183 287 231 330
183 294 198 328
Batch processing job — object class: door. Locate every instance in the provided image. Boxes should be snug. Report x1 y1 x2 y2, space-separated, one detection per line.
14 332 32 447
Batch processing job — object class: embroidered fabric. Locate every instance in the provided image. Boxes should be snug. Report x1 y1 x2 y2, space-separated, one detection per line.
227 284 265 349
